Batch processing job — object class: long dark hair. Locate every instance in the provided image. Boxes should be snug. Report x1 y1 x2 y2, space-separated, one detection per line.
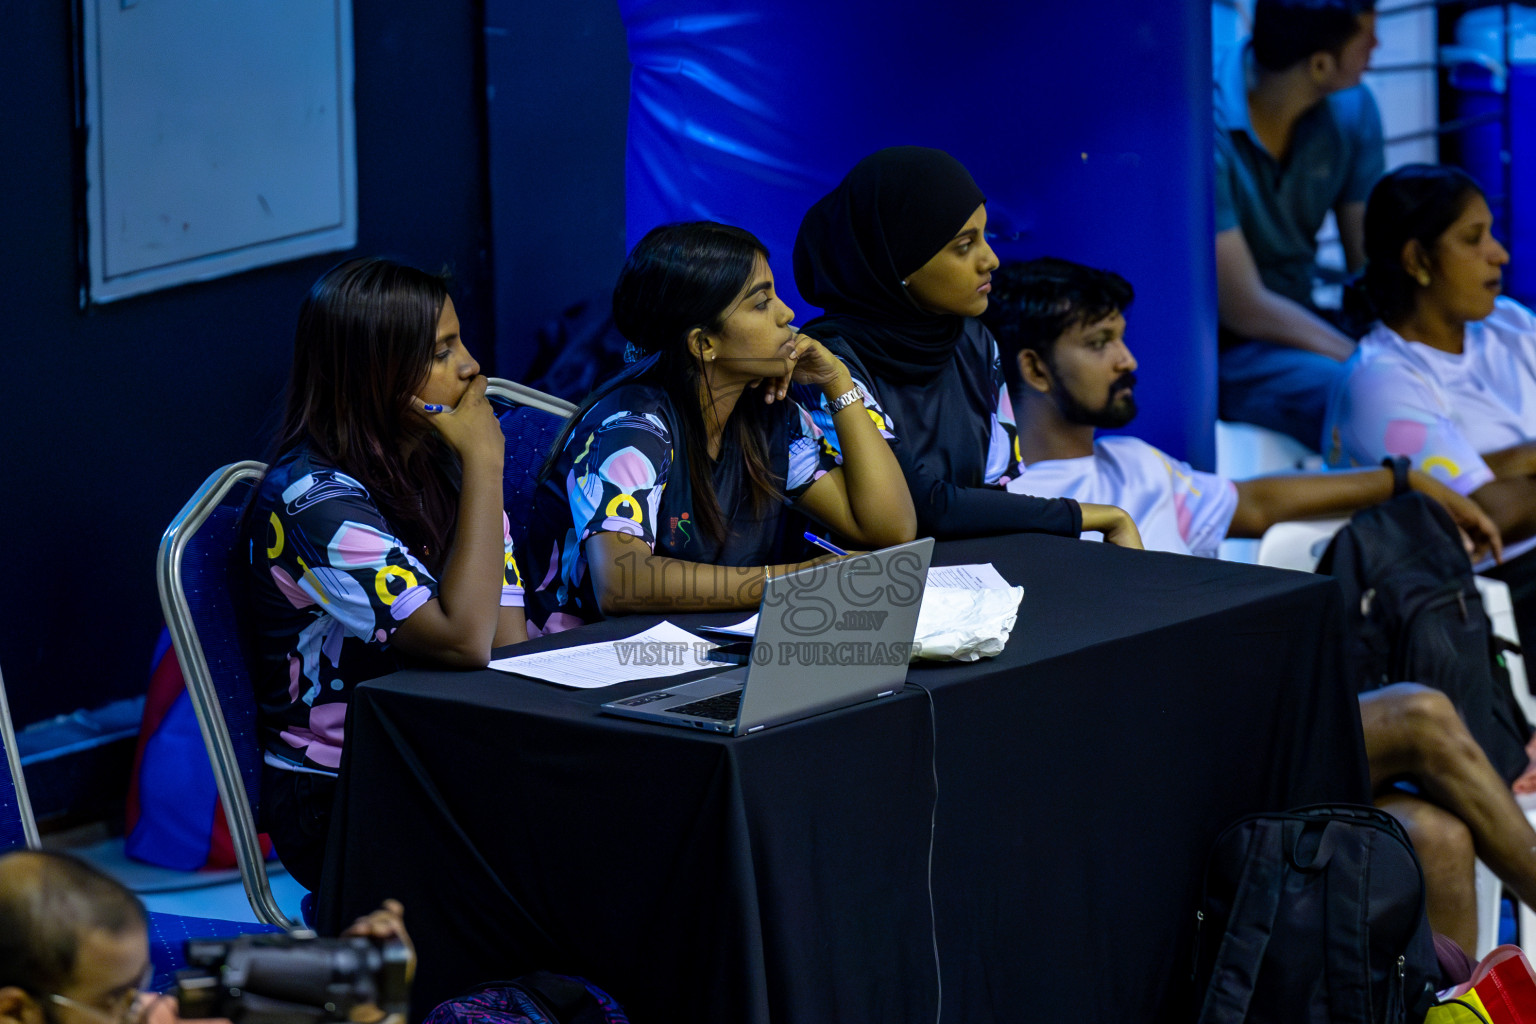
269 257 458 568
1362 164 1487 324
540 222 781 545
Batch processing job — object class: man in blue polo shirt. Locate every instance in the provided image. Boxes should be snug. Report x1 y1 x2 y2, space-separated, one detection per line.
1215 0 1383 449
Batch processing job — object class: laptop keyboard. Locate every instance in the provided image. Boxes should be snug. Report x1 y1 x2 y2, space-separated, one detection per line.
670 690 743 721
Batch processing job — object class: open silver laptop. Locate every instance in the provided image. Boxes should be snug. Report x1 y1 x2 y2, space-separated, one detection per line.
601 537 934 736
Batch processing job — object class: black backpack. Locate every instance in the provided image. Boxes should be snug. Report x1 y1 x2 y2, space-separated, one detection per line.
1317 491 1531 783
1192 804 1438 1024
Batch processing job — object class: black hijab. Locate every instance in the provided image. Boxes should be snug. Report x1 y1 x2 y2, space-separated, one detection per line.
793 147 986 384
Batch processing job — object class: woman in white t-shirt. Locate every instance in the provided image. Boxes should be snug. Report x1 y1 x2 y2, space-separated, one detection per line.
1325 163 1536 632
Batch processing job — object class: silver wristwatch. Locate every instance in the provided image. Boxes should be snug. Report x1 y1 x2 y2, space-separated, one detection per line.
827 387 864 414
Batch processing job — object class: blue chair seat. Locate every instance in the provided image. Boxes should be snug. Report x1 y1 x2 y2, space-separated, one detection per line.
147 912 285 991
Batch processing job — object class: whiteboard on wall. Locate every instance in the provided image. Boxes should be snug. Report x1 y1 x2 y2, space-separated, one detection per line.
79 0 356 304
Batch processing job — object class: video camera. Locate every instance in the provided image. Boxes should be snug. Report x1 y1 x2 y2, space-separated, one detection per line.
173 931 410 1024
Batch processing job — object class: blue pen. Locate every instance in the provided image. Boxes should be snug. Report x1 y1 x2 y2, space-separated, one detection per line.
803 531 848 556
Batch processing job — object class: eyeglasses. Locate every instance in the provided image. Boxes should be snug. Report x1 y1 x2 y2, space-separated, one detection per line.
44 965 157 1024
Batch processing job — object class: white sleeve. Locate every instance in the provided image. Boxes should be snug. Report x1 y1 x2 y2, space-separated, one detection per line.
1333 356 1494 495
1158 453 1240 558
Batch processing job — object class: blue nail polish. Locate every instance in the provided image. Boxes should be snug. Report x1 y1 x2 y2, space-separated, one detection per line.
423 403 444 413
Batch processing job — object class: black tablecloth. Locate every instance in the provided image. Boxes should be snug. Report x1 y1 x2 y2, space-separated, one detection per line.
319 533 1368 1023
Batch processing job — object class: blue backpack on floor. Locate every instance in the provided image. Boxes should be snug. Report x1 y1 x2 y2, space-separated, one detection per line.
423 973 629 1024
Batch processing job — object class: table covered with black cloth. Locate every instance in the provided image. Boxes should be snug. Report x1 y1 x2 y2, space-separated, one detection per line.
318 533 1368 1023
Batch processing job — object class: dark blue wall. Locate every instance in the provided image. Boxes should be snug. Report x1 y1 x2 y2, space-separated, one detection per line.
484 1 631 383
0 3 494 727
622 0 1218 468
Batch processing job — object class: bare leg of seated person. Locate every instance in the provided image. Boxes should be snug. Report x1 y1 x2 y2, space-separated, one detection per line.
1361 683 1536 951
1375 790 1477 952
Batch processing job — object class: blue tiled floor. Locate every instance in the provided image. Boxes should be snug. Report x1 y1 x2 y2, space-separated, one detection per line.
72 837 308 923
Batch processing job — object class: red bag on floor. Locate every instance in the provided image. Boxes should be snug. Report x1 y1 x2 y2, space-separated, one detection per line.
1432 945 1536 1024
124 628 271 870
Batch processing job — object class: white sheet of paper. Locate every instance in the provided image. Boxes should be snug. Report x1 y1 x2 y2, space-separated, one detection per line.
692 563 1012 641
488 621 716 689
924 563 1011 590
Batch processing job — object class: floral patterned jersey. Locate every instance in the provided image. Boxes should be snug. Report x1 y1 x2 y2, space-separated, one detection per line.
244 444 523 771
523 381 840 634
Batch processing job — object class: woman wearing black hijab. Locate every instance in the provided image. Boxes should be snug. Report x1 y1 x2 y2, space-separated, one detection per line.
793 146 1142 545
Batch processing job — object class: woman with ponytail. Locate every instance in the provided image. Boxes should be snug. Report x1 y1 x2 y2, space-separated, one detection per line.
523 221 914 634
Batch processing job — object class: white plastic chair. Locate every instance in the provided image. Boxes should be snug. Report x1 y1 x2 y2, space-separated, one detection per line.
1477 577 1536 727
1215 421 1324 563
1253 518 1348 572
1478 575 1536 954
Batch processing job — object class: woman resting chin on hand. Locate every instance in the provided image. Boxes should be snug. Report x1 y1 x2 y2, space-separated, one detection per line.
244 258 527 891
522 221 916 635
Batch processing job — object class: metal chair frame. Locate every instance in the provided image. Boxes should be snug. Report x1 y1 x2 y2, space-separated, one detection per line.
485 378 577 418
3 658 285 988
0 662 41 851
156 460 299 928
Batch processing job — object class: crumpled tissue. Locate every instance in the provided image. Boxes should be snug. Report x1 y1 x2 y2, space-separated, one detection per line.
910 585 1025 662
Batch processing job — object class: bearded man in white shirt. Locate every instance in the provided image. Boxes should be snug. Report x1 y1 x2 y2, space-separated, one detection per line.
985 256 1536 955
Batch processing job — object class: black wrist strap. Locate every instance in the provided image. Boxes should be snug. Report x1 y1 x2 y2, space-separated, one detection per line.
1383 455 1410 497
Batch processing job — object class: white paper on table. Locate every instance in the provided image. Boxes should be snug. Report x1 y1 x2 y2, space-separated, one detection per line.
488 621 717 689
694 563 1011 641
911 585 1025 661
925 563 1011 590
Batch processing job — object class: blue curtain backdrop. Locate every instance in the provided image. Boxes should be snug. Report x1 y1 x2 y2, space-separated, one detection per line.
620 0 1217 467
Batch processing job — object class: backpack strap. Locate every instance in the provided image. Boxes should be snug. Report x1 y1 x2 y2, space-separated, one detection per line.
1320 820 1372 1024
1197 820 1287 1024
